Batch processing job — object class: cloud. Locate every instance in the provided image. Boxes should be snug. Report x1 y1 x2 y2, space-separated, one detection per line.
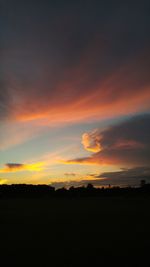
97 166 150 180
3 52 150 127
51 166 150 188
82 130 102 152
0 1 150 149
0 162 45 173
1 1 150 126
4 163 24 170
0 85 10 119
96 166 150 186
64 114 150 167
64 173 76 177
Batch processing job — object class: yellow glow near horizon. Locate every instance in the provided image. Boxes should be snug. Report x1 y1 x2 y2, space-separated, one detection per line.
0 162 45 173
0 179 8 185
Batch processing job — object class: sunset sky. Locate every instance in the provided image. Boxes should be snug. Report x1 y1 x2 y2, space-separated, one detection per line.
0 0 150 187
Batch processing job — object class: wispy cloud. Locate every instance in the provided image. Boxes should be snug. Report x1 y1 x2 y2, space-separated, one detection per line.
1 32 150 150
64 173 76 177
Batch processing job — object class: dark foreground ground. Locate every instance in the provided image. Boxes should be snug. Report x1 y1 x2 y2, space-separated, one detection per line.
0 196 150 266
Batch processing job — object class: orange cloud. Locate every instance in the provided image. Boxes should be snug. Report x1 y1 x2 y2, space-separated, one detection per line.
61 157 111 166
63 114 150 168
6 47 150 127
13 82 150 126
82 130 102 153
1 40 150 151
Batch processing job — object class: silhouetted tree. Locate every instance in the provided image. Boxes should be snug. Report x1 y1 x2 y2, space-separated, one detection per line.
0 182 150 198
86 183 94 189
140 180 146 187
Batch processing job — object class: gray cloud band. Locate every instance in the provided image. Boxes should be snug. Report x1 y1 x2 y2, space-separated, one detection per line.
67 114 150 167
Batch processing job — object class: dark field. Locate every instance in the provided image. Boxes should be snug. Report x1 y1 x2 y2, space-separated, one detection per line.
0 196 150 266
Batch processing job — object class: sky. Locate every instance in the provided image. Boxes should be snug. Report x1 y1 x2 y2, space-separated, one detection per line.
0 0 150 187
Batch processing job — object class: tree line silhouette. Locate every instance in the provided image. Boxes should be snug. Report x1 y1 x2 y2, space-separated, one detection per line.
0 181 150 198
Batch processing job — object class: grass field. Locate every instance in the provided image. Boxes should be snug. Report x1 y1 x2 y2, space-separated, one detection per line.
0 196 150 266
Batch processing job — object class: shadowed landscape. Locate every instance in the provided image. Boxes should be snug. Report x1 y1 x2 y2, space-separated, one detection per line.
0 184 150 266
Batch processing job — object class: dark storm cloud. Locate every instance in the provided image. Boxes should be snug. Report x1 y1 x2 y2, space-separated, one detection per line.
100 114 150 148
0 0 150 122
95 166 150 186
97 166 150 180
4 163 25 170
66 114 150 167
